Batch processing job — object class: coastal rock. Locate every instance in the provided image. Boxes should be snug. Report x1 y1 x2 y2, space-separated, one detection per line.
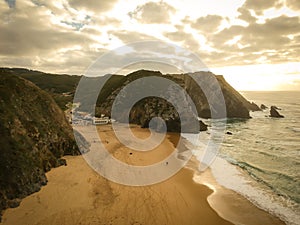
96 70 258 129
260 104 268 110
122 97 208 133
248 102 261 111
184 73 255 118
272 105 281 110
3 68 258 130
199 120 208 131
0 74 88 219
270 106 284 118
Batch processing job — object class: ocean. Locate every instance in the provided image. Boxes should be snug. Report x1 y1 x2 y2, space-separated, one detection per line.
186 91 300 225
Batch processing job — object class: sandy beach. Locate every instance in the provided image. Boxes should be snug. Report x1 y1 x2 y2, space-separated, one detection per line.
1 125 285 225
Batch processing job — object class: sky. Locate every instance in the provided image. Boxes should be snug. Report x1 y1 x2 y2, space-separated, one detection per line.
0 0 299 91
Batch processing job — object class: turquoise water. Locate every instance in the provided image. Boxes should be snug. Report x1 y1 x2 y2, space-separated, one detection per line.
190 91 300 225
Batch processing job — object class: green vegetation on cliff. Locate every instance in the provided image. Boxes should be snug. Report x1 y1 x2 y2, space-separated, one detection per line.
0 73 87 219
0 68 259 120
0 68 80 110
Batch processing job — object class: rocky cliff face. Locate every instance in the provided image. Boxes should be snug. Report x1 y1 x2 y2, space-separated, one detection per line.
1 68 258 124
0 74 86 219
270 106 284 118
96 70 258 132
184 72 258 118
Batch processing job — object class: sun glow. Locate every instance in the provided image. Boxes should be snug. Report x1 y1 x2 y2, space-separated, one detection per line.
223 74 281 91
211 62 300 91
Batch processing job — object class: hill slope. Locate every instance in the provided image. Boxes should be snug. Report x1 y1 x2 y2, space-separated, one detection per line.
0 74 87 220
93 70 259 132
0 68 81 110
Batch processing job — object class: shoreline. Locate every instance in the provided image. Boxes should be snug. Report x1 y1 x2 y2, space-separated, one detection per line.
168 132 285 225
1 125 285 225
207 154 298 225
193 166 286 225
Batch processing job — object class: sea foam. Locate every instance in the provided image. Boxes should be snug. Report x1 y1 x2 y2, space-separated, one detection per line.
208 156 299 225
182 133 300 225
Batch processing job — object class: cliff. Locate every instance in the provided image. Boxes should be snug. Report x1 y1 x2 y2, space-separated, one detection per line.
0 74 87 219
1 68 259 121
184 72 259 118
0 68 259 132
95 70 258 132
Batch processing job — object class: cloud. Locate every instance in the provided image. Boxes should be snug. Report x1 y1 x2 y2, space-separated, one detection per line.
164 26 201 50
38 48 104 74
129 1 175 24
210 15 299 50
0 0 111 74
68 0 118 13
248 15 299 35
0 46 104 75
110 30 156 43
0 10 91 56
199 14 300 66
0 0 299 75
286 0 300 11
191 15 223 33
242 0 282 14
207 25 243 47
237 7 256 24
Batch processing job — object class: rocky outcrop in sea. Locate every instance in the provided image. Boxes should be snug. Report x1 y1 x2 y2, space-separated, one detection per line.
270 106 284 118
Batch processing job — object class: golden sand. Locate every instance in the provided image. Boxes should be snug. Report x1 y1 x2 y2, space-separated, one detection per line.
1 125 284 225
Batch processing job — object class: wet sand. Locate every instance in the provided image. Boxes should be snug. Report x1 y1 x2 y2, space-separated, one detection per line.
1 125 285 225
